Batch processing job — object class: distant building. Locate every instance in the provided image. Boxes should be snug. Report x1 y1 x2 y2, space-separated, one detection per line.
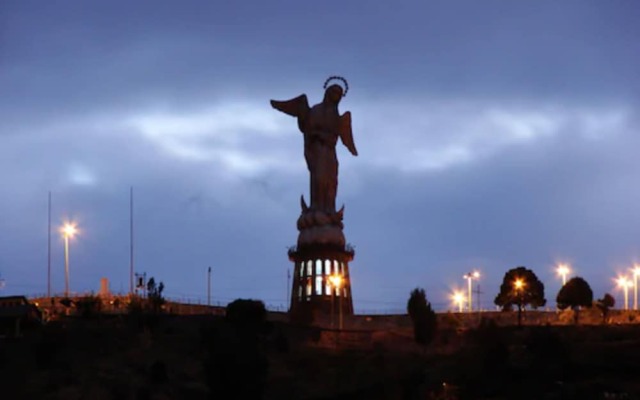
0 296 43 338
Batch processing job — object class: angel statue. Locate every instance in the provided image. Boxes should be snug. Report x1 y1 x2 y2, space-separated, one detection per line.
270 76 358 217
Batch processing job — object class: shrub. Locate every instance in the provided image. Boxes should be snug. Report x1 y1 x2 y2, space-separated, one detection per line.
595 293 615 324
226 299 267 331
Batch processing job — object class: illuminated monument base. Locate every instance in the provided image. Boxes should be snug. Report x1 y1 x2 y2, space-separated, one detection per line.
288 242 355 323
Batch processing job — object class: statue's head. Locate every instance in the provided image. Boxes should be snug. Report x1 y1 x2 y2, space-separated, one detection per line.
324 84 343 105
323 76 348 105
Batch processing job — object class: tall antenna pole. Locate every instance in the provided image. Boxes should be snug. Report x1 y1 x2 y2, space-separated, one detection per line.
47 191 51 298
130 186 134 295
207 267 211 306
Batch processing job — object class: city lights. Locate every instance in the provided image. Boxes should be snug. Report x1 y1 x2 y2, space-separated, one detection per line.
556 264 570 286
633 265 640 310
327 274 344 329
451 290 465 313
514 278 525 291
60 222 79 297
616 275 633 310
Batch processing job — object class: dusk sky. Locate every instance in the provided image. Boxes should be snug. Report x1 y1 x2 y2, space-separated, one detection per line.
1 1 639 312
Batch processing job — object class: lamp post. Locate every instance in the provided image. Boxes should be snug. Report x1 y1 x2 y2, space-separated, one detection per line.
513 278 525 327
463 271 480 312
617 276 632 310
328 274 343 330
61 223 77 297
633 265 640 311
556 264 570 286
451 291 465 313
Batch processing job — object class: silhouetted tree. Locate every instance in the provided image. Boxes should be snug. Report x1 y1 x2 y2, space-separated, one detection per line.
226 299 267 334
407 288 437 346
147 278 165 313
494 266 546 326
596 293 615 324
556 276 593 324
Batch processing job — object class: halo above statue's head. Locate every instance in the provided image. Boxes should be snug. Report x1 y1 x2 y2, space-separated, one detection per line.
323 76 349 97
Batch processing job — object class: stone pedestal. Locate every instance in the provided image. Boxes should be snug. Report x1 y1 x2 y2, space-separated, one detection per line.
288 206 355 323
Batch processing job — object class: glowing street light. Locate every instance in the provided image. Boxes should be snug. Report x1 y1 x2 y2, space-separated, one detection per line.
633 265 640 311
514 279 524 291
327 274 343 330
451 290 465 313
513 278 526 326
556 264 570 286
60 222 78 297
463 270 480 312
617 275 632 310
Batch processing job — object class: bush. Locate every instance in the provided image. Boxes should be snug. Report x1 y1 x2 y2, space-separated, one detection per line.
226 299 267 331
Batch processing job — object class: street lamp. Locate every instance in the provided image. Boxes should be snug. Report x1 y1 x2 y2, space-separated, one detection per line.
617 275 632 310
512 278 527 326
556 264 570 286
463 270 480 312
632 265 640 311
451 290 465 313
328 274 343 330
60 222 77 297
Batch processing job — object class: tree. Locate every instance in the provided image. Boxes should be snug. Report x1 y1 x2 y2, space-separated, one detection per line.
556 276 593 324
147 277 165 314
407 288 437 346
226 299 267 333
494 266 546 326
595 293 615 324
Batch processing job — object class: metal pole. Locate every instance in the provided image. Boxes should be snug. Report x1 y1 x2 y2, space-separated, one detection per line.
130 187 134 295
635 273 638 311
331 287 335 329
286 268 290 310
207 267 211 306
625 286 629 310
47 191 51 298
467 277 472 312
64 235 70 297
339 287 343 330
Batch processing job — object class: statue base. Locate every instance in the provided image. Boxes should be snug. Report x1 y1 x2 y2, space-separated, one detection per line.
288 242 355 324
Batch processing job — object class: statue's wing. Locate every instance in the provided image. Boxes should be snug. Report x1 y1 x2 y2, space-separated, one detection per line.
338 111 358 156
270 94 309 118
